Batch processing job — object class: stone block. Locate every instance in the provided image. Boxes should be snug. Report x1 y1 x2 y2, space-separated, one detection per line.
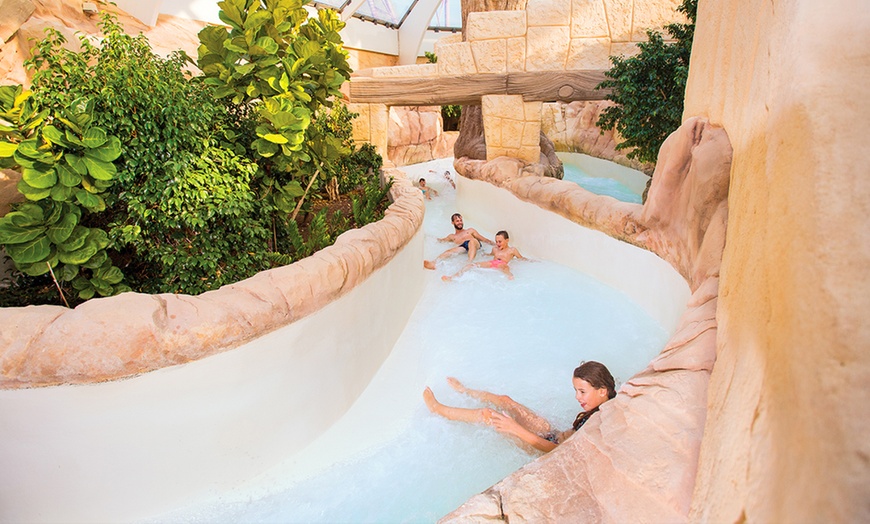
518 145 542 163
483 118 502 148
502 118 525 148
526 25 570 71
348 103 371 143
0 0 35 43
631 0 684 41
523 121 541 146
433 33 462 53
566 37 612 70
610 41 642 58
470 39 507 74
466 11 526 41
527 0 571 27
603 0 633 42
436 42 476 75
523 100 542 121
501 38 524 74
371 63 436 78
571 0 609 37
369 103 389 157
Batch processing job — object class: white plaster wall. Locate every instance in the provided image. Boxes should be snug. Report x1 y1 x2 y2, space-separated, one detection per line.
456 176 689 332
0 231 425 523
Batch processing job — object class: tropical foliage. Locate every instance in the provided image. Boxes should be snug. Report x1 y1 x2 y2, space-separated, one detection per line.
596 0 697 165
0 4 387 307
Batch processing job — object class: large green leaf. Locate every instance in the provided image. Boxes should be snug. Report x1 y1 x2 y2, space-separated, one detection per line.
82 156 117 181
41 125 71 148
65 154 87 175
0 141 17 158
75 189 101 209
17 179 51 200
82 127 108 148
7 204 43 226
22 166 57 189
199 25 230 55
57 242 98 265
0 222 44 244
6 235 51 263
45 212 78 244
95 265 124 285
49 183 74 201
58 225 89 252
83 135 121 162
20 260 53 277
56 163 82 187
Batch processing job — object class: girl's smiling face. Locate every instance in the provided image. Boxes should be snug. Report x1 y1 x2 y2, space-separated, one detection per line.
573 377 609 412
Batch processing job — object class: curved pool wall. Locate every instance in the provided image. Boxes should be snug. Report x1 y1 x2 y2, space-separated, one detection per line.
0 173 427 523
558 151 650 198
455 175 689 333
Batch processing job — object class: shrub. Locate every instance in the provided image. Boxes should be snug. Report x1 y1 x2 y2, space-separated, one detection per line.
596 0 697 165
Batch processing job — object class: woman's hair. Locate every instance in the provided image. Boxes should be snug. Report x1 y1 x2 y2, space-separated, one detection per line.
419 178 426 184
573 361 616 399
496 230 509 240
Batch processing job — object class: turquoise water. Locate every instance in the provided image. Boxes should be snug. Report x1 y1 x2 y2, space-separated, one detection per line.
156 158 668 523
562 162 643 204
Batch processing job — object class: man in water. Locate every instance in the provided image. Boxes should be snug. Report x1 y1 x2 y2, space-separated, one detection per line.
423 213 494 270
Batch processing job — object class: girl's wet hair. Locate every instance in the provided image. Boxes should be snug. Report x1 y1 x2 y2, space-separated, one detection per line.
496 230 509 240
573 361 616 399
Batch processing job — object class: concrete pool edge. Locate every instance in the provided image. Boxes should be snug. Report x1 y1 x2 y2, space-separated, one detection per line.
444 117 731 521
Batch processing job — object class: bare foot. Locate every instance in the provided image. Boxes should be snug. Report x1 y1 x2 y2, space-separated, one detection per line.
423 387 442 415
441 275 452 282
446 377 468 394
423 260 435 270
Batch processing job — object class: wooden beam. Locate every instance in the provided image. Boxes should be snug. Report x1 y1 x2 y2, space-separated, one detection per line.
347 70 611 105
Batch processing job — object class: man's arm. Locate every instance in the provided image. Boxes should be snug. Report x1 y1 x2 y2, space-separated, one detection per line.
470 229 494 245
437 233 455 242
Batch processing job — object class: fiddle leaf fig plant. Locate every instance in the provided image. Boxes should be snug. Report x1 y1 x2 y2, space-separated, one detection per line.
197 0 353 219
0 86 128 300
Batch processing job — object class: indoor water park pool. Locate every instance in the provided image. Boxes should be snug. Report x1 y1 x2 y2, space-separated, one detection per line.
153 158 670 523
558 152 649 203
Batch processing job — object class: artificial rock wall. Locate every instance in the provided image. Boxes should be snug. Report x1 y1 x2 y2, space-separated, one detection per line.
387 106 458 166
684 1 870 522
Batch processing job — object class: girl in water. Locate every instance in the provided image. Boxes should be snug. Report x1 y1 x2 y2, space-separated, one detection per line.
423 361 616 453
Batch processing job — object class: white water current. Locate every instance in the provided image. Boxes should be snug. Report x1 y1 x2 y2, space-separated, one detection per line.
155 158 669 523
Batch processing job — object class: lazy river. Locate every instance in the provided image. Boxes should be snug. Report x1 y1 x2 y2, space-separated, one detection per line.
152 158 672 522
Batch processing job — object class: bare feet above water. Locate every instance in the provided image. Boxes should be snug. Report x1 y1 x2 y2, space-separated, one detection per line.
423 260 435 270
423 387 442 414
441 275 453 282
446 377 468 394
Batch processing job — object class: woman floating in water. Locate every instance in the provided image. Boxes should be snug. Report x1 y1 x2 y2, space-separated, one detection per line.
442 230 526 281
423 361 616 453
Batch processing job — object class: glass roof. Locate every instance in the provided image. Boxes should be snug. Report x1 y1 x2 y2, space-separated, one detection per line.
314 0 461 29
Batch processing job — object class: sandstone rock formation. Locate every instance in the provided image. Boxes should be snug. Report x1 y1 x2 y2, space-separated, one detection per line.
0 0 208 87
541 100 652 174
445 116 731 521
387 106 457 166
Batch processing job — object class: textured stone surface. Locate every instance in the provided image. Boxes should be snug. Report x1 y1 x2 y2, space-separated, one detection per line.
466 11 526 41
371 63 436 77
525 25 570 71
448 116 731 521
436 42 476 75
0 170 424 388
570 0 609 37
0 0 35 43
630 0 684 41
603 0 634 41
526 0 571 27
565 37 612 69
506 37 526 72
387 106 458 166
470 39 507 73
684 2 870 522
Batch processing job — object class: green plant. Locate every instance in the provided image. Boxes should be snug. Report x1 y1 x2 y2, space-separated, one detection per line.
596 0 696 165
197 0 353 221
424 51 438 64
0 87 128 301
352 175 394 227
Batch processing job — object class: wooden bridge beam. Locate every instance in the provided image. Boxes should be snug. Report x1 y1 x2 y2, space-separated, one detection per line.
347 70 611 106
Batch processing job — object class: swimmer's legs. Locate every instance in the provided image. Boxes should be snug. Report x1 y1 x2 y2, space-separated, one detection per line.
442 261 485 282
446 378 552 435
500 265 514 280
423 387 495 424
424 246 465 270
467 239 481 260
